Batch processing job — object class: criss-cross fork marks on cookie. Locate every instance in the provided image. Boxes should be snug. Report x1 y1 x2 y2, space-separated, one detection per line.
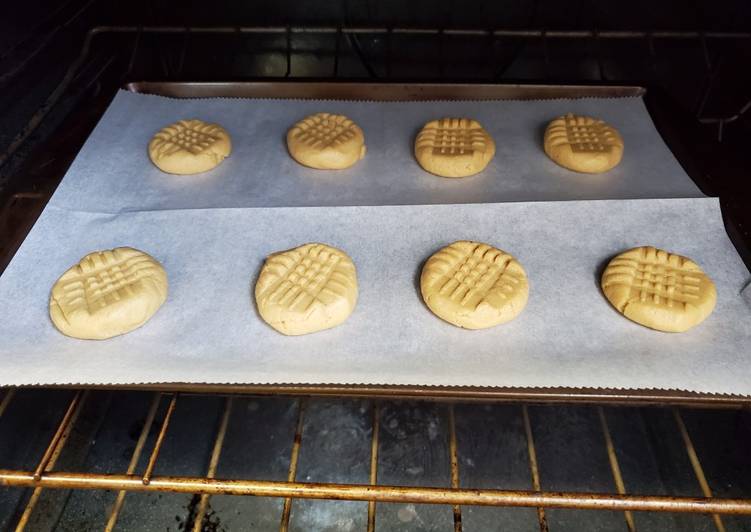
417 119 490 157
603 248 704 310
432 128 487 156
427 243 524 309
152 120 223 157
53 251 164 315
290 114 359 150
547 114 620 154
260 245 356 313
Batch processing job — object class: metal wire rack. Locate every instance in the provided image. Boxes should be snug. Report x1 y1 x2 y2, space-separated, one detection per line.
1 388 750 531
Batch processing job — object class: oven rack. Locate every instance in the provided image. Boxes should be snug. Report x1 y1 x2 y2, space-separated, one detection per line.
1 388 750 531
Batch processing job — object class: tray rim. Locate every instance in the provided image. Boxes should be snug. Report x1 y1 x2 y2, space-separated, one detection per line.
8 81 742 406
124 81 647 101
25 382 750 407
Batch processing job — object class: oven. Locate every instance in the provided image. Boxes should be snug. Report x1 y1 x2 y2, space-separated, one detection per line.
1 1 750 531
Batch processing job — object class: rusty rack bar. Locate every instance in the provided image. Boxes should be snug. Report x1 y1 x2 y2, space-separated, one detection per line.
15 391 87 532
598 407 636 532
674 409 727 532
142 393 177 485
0 388 15 418
522 405 549 532
105 392 162 532
280 398 306 532
367 403 380 532
1 391 751 531
3 471 751 514
32 390 84 481
192 396 233 532
448 404 462 532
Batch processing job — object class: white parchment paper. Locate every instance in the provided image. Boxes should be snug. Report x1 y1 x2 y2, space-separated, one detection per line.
47 91 702 213
0 198 749 393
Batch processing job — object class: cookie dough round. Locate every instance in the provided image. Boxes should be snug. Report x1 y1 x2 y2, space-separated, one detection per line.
148 119 232 175
601 246 716 333
420 241 529 329
255 243 358 335
287 113 366 170
49 247 168 340
415 118 496 178
544 113 623 174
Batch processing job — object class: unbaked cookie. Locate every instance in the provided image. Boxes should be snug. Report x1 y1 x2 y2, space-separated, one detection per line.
255 243 358 335
543 113 623 174
421 241 528 329
601 246 716 332
415 118 495 178
287 113 366 170
49 247 168 340
148 119 232 175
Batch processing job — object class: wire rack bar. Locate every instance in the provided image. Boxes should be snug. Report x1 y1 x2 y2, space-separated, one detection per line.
522 406 548 532
32 390 84 481
367 402 380 532
280 398 306 532
0 388 15 418
104 392 162 532
598 407 636 532
448 404 463 532
3 471 751 514
142 393 177 486
192 397 233 532
15 390 87 531
674 409 726 532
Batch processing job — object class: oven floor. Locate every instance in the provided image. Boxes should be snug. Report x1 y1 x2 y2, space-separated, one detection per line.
1 389 750 531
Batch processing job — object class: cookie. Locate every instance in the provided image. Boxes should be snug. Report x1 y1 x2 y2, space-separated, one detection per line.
255 243 358 335
601 246 716 332
415 118 496 178
287 113 366 170
49 247 168 340
420 241 529 329
543 113 623 174
148 119 231 175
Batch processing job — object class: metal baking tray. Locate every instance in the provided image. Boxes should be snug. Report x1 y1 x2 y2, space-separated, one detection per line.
125 81 646 100
10 82 749 406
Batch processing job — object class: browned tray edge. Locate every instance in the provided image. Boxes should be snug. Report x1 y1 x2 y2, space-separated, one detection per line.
124 81 646 101
29 81 734 406
18 383 745 407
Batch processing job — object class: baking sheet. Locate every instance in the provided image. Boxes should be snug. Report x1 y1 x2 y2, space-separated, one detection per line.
0 198 749 394
46 90 702 214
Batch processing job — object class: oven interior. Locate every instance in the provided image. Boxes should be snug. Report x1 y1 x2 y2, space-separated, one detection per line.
2 390 751 531
1 1 751 531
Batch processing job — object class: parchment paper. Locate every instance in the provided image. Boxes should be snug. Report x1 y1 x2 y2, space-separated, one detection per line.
47 91 702 213
1 198 749 394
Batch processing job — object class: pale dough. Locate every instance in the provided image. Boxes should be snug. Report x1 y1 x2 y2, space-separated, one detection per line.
255 243 358 335
49 247 168 340
148 119 232 175
543 113 623 174
420 241 529 329
601 246 716 333
415 118 495 178
287 113 366 170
